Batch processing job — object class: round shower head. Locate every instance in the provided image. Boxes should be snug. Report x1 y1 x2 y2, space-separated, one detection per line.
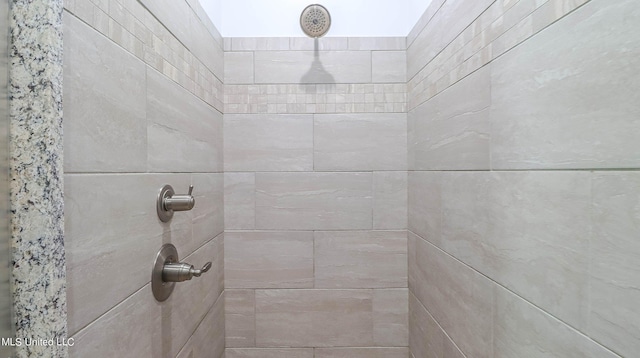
300 4 331 38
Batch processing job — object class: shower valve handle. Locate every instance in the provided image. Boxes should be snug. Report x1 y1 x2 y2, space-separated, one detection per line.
162 260 212 283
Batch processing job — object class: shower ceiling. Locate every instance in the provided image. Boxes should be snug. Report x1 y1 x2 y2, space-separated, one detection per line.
198 0 433 37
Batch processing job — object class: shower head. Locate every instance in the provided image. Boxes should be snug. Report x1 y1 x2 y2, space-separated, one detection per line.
300 4 331 38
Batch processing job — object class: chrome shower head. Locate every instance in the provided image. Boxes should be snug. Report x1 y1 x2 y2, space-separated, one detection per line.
300 4 331 38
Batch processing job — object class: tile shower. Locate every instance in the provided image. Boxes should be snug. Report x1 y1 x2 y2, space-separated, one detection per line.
20 0 634 357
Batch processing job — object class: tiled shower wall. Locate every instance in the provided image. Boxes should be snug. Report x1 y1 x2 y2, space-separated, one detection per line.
407 0 640 357
62 0 224 357
223 37 409 358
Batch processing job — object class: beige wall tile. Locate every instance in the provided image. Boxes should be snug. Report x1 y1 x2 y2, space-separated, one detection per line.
64 13 147 173
412 235 493 358
409 291 442 358
491 0 640 169
226 348 313 358
315 348 409 358
65 173 190 335
441 171 591 329
254 51 372 84
314 113 407 171
373 171 408 230
147 68 223 172
255 172 373 230
224 173 256 230
372 51 407 82
494 285 618 358
373 289 409 347
225 290 256 348
314 231 407 289
225 52 254 84
348 37 406 50
590 172 640 357
408 66 490 170
255 289 374 347
69 285 162 358
225 231 314 288
231 37 290 51
164 235 224 357
224 114 313 172
190 173 224 253
408 171 442 245
178 294 225 358
289 37 349 51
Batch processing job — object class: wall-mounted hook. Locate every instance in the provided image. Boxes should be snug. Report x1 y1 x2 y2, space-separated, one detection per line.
157 184 195 222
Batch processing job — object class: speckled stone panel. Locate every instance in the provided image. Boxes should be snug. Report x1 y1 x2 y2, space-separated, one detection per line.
9 0 67 357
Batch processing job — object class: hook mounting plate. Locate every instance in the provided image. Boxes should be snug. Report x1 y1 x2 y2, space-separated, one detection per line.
157 185 175 222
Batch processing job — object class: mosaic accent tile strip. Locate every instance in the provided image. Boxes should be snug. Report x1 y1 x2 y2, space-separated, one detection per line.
225 84 407 114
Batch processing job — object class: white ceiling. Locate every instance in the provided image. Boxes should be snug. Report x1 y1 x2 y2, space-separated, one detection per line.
198 0 433 37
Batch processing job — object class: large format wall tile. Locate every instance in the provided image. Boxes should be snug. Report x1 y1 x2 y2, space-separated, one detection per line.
191 173 224 252
225 290 256 348
412 236 493 358
177 293 225 358
65 173 190 335
408 171 442 244
590 172 640 357
254 51 372 84
225 52 254 84
408 66 490 170
409 291 443 358
255 172 373 230
165 235 224 357
255 289 374 347
491 0 640 169
147 68 223 172
440 171 591 329
64 14 147 172
372 51 407 82
373 289 409 347
314 231 407 289
314 113 407 171
224 173 256 229
224 114 313 171
441 172 591 328
494 286 619 358
69 285 161 358
373 171 407 230
225 231 314 288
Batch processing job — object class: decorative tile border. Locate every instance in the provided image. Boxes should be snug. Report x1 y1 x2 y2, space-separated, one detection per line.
225 84 407 114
